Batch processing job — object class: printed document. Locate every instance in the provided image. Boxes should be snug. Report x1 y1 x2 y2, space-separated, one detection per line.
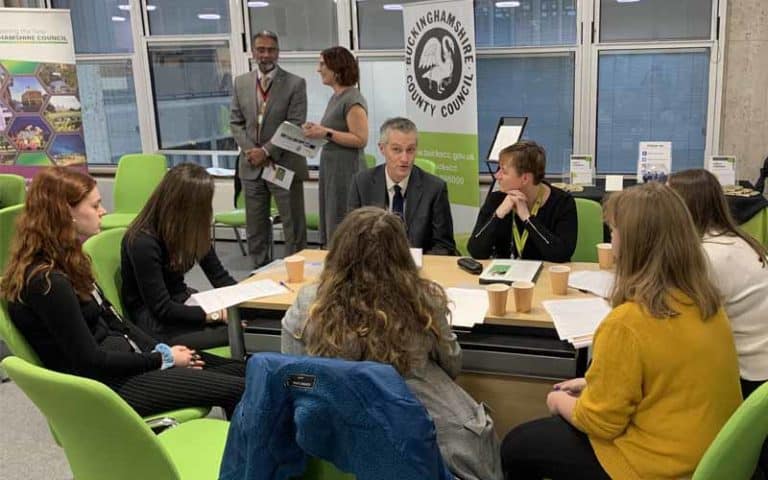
479 259 542 285
189 279 288 313
262 163 295 190
271 121 326 158
446 288 488 329
542 297 611 347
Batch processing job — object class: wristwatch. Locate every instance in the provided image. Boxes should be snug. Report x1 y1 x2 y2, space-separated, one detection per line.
210 311 221 321
325 130 333 140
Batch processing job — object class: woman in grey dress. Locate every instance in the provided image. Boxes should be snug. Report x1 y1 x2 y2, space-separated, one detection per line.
302 46 368 246
281 207 503 480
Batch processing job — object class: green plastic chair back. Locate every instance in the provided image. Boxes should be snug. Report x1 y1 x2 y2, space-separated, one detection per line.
692 381 768 480
82 227 128 316
740 208 766 246
0 204 23 274
414 158 437 175
454 232 471 257
364 154 376 169
306 212 320 231
0 174 26 208
2 356 229 480
101 153 167 230
572 198 603 263
299 457 356 480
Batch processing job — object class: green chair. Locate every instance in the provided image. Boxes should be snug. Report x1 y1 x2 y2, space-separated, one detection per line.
0 173 26 208
0 299 210 429
572 198 603 263
364 153 376 169
740 208 767 246
100 153 167 230
0 203 23 274
299 457 356 480
414 158 437 175
213 192 278 257
692 381 768 479
2 356 229 480
454 232 471 257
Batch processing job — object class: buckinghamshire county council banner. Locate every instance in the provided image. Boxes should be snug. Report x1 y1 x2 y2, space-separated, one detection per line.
0 8 86 179
403 0 480 233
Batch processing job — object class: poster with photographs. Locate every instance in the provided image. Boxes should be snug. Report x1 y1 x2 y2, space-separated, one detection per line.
0 9 85 177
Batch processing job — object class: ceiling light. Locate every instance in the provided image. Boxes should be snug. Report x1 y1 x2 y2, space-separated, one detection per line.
117 4 130 11
382 4 403 11
495 1 521 7
111 15 127 22
197 13 222 20
146 4 157 11
247 1 269 6
616 0 641 2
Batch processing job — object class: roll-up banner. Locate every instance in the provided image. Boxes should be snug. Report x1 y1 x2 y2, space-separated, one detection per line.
0 8 86 178
403 0 480 233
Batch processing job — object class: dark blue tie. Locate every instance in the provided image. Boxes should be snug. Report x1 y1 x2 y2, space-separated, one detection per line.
392 185 404 219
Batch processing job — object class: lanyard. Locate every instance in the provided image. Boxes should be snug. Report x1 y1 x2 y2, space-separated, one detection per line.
257 77 272 114
512 185 544 257
91 285 142 353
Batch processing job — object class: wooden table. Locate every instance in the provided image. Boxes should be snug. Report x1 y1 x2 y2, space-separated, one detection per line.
240 249 603 328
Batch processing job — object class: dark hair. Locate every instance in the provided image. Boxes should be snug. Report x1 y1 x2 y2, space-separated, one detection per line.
321 46 359 87
499 140 546 184
668 168 767 266
126 163 214 272
252 30 279 47
1 167 96 301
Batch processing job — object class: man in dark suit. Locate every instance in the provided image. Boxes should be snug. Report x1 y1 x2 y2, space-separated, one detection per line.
231 30 307 268
348 117 457 255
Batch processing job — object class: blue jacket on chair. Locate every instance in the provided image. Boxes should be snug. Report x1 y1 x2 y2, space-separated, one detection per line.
219 352 454 480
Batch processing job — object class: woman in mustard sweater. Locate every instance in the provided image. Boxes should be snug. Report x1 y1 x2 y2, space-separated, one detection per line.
501 182 742 479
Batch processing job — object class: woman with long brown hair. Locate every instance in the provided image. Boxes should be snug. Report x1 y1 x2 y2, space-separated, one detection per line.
669 168 768 398
302 46 368 245
281 207 502 480
1 167 244 417
122 163 236 350
501 182 742 479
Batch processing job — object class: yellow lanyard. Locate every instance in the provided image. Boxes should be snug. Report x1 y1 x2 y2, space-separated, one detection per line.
512 186 544 257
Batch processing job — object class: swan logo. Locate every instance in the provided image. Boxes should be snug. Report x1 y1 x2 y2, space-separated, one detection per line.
415 28 461 101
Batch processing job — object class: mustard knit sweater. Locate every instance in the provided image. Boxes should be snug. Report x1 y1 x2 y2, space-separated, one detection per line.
572 296 742 479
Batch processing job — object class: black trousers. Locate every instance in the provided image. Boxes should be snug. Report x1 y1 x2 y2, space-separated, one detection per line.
166 324 229 351
501 416 610 480
742 377 766 399
106 352 245 418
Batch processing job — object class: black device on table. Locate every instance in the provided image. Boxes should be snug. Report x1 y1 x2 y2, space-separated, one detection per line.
457 257 483 275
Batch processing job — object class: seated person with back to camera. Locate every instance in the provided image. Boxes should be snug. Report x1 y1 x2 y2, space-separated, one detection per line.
348 117 457 255
468 140 577 262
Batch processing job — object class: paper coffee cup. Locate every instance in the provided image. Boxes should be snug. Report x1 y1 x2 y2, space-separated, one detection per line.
512 281 535 313
549 265 571 295
486 283 510 316
284 255 305 283
596 243 614 269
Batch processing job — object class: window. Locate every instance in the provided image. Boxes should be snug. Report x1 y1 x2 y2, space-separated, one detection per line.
1 0 43 6
600 0 712 43
477 54 575 174
355 0 424 50
358 59 407 163
148 44 235 151
147 0 231 36
79 60 142 164
596 49 710 173
52 0 133 54
475 0 577 48
247 0 338 51
165 152 238 169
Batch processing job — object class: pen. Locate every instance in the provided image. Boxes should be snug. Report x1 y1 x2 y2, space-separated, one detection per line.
279 281 295 292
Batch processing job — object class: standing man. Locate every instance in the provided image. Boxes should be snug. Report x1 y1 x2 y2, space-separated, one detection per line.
348 117 457 255
231 30 308 268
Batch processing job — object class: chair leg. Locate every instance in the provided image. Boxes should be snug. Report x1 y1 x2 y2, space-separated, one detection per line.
211 224 217 252
233 227 247 256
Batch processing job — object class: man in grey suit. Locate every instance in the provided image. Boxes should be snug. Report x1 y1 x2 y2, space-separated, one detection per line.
231 30 308 268
348 117 457 255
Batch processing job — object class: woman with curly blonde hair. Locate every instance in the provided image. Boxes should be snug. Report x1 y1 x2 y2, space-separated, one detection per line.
281 206 502 480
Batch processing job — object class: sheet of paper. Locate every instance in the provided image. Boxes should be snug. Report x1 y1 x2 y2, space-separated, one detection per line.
708 156 737 186
542 297 611 342
569 154 594 186
262 163 295 190
190 279 288 313
410 248 423 268
480 259 542 284
605 175 624 192
205 167 236 177
270 121 326 158
568 270 615 298
446 288 488 329
637 141 672 183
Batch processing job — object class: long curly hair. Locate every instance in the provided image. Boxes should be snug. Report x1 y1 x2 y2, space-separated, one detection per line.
1 167 96 301
303 207 448 375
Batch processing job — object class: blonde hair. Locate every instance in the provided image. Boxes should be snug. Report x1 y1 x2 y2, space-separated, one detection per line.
303 207 448 375
603 182 721 319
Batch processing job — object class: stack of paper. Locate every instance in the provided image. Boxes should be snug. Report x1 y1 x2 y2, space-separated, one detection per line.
189 279 288 313
445 287 487 329
568 270 615 298
410 248 423 268
479 259 542 285
542 297 611 348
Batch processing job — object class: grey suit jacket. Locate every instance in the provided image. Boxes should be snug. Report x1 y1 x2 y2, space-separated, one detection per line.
348 165 457 255
230 67 308 181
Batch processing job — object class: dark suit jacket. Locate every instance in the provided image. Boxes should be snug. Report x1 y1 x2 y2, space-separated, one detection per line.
230 67 308 185
348 165 457 255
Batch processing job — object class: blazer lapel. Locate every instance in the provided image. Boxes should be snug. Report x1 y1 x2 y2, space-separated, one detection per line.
405 167 423 229
372 166 388 208
262 67 284 122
